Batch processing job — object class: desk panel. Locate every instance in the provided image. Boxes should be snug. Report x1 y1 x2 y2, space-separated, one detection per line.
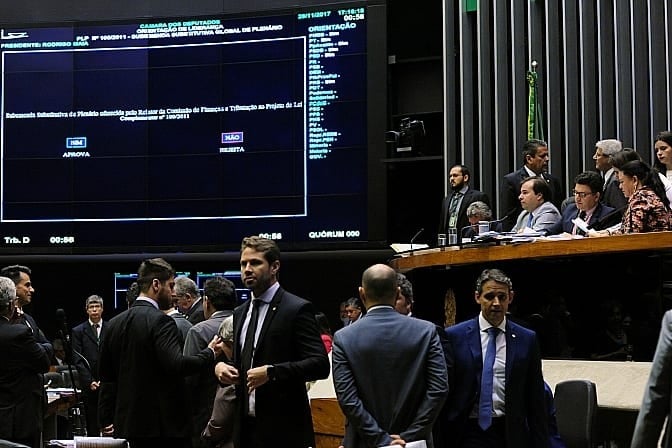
389 232 672 272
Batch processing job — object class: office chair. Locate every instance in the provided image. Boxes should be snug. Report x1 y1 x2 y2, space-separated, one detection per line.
43 371 65 388
0 440 30 448
554 379 599 448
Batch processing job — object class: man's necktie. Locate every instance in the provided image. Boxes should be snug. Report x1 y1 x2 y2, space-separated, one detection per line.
92 323 100 344
576 210 587 236
241 300 261 414
527 212 534 228
448 192 462 228
241 300 261 376
479 327 500 430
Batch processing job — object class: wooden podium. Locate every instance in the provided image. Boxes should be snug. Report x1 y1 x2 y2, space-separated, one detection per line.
310 398 345 448
389 231 672 272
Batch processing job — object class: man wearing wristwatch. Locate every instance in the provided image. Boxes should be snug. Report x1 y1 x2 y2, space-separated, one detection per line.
214 236 329 448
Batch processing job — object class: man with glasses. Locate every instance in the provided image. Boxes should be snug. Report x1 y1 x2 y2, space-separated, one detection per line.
548 171 619 235
501 139 564 231
593 139 627 212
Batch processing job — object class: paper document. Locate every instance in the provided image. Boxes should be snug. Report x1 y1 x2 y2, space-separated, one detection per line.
390 243 429 253
571 217 590 233
381 441 427 448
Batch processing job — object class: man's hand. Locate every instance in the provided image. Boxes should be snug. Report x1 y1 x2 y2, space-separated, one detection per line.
90 381 100 391
215 362 239 385
101 424 114 436
246 365 270 393
389 434 406 446
208 334 226 358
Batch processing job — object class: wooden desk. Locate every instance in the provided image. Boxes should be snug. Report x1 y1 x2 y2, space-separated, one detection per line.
311 398 345 448
389 232 672 272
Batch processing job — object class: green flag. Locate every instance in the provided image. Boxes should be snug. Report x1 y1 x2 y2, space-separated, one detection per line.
526 63 544 140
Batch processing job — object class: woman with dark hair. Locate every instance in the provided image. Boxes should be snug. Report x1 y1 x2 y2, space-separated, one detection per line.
589 159 672 235
314 312 333 353
654 131 672 181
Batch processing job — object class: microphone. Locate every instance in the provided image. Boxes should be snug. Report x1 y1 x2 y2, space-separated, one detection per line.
488 210 518 232
55 308 70 343
410 228 424 250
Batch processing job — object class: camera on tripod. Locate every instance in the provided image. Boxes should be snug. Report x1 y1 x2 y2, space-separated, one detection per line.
385 117 426 157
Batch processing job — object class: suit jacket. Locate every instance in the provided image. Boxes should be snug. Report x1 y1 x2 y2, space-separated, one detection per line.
0 318 51 442
98 300 215 440
631 310 672 448
186 299 205 325
332 307 448 448
547 202 615 235
71 319 106 387
438 188 490 236
443 317 549 448
232 286 329 448
502 167 563 231
512 201 561 235
183 309 232 445
169 310 193 347
601 171 627 211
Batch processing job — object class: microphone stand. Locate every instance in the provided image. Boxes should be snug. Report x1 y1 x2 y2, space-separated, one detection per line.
58 327 88 437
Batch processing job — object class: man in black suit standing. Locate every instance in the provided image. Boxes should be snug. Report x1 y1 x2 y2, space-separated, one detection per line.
0 275 51 448
71 294 105 436
98 258 225 448
0 264 53 359
215 236 330 448
175 276 205 325
439 164 490 237
501 139 564 231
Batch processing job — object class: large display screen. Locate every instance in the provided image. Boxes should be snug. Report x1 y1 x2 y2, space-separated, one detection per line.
0 2 386 254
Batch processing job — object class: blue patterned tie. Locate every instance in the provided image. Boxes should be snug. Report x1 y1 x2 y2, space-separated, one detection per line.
479 327 499 430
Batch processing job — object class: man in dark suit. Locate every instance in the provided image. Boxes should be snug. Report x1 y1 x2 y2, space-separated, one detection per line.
175 276 205 325
548 171 617 235
0 264 53 359
439 164 490 238
98 258 225 448
0 275 52 448
71 294 105 436
443 268 549 448
333 264 448 448
214 236 330 448
593 139 627 213
501 139 564 231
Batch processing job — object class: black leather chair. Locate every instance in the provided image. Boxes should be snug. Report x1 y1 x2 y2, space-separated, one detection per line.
43 371 65 388
554 379 599 448
0 440 30 448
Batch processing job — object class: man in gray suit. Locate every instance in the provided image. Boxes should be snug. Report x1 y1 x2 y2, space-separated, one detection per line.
631 309 672 447
511 176 561 235
332 264 449 448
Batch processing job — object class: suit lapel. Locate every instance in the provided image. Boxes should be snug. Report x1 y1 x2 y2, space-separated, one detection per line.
504 321 516 381
84 322 97 344
257 287 283 347
467 320 483 384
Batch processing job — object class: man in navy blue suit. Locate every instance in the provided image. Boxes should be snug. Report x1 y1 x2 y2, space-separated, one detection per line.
443 268 549 448
547 171 618 235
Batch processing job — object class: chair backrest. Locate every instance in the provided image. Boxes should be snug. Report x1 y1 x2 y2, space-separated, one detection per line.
43 371 65 388
554 379 598 448
0 439 31 448
61 369 80 388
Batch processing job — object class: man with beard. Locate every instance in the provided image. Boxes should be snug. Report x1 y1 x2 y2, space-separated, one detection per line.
438 164 490 240
215 236 329 448
98 258 225 448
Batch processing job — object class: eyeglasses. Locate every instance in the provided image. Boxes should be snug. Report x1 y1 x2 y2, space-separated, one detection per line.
572 190 595 199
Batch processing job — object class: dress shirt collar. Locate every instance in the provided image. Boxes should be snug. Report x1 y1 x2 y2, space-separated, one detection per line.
524 166 539 178
478 313 507 333
365 304 393 314
136 296 159 309
603 168 615 184
88 319 102 328
252 281 280 305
